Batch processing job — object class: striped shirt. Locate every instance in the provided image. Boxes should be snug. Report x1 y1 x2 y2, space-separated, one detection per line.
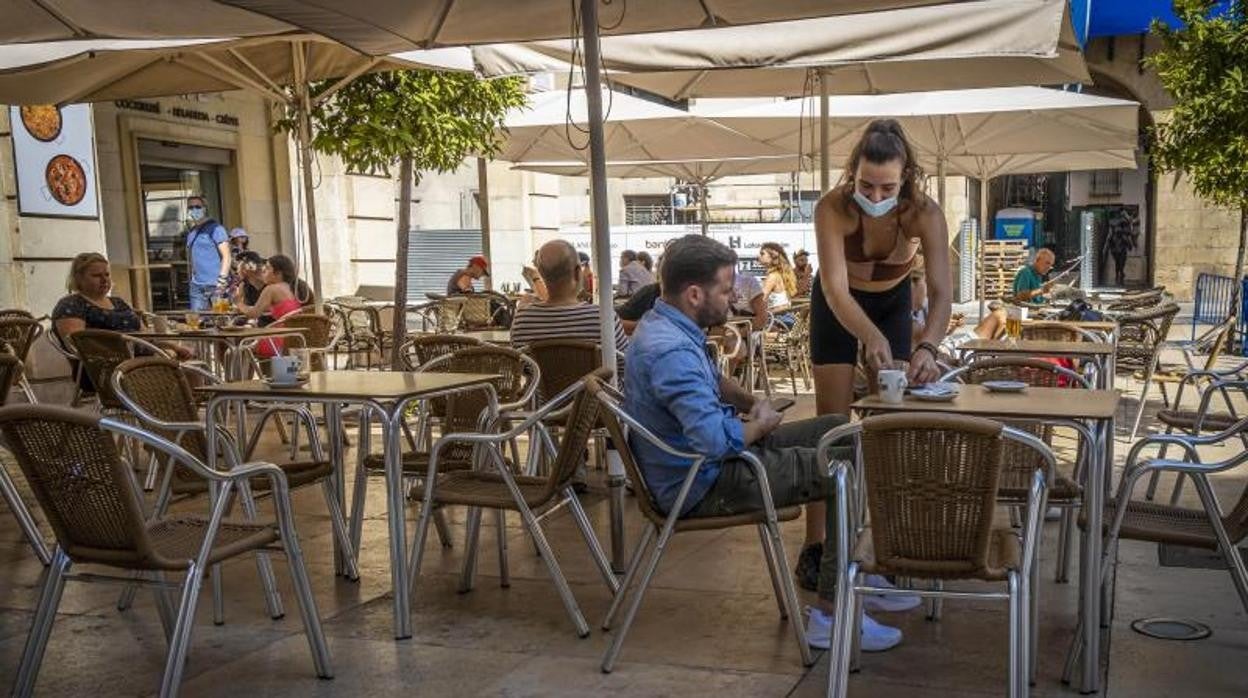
510 301 629 371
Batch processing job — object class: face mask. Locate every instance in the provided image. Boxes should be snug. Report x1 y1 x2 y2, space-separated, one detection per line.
188 206 206 222
853 190 898 218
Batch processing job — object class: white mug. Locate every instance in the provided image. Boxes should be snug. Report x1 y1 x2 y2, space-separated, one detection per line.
270 354 302 384
878 369 908 404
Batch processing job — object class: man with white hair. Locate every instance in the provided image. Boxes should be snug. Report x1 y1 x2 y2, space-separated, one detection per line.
1012 247 1056 304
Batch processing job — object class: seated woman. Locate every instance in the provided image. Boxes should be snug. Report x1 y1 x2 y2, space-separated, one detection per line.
53 253 191 387
758 242 798 329
234 254 304 356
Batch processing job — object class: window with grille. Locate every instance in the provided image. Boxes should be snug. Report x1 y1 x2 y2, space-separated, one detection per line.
1090 170 1122 197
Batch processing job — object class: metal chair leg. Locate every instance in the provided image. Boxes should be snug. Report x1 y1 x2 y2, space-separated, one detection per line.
602 526 655 631
565 489 619 594
159 560 206 697
433 506 454 549
757 524 788 619
827 560 860 698
0 460 50 565
278 518 335 679
520 502 590 638
18 375 38 404
495 508 510 588
14 548 69 698
762 519 813 666
1008 570 1025 698
322 480 361 581
458 506 484 593
348 410 372 556
237 483 285 620
1029 562 1039 685
602 525 672 671
1056 508 1075 584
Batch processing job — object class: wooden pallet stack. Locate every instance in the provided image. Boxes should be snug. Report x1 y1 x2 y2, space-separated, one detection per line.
978 240 1029 301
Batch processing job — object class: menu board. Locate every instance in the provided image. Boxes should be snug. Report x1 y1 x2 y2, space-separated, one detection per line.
9 104 100 219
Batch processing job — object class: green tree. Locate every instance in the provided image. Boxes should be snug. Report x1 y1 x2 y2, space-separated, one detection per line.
285 69 526 367
1148 0 1248 330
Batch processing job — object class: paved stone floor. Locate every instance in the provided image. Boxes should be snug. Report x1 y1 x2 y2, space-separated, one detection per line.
1 381 1246 696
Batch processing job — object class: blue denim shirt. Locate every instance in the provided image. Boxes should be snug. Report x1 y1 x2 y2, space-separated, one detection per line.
624 299 745 515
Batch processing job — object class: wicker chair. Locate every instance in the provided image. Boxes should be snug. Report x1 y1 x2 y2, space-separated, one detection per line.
459 291 513 330
0 354 52 566
821 414 1053 698
942 358 1090 584
1116 302 1181 439
760 304 812 397
590 378 812 673
398 333 484 370
405 368 618 638
0 405 332 697
1020 321 1090 343
348 345 539 555
1067 417 1248 685
112 356 358 570
0 317 43 403
1106 287 1167 312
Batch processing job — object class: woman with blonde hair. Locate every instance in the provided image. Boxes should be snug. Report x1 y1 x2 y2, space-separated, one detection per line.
52 252 142 340
758 242 798 328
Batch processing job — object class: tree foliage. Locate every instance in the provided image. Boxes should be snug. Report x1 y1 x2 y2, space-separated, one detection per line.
1147 0 1248 207
284 69 527 180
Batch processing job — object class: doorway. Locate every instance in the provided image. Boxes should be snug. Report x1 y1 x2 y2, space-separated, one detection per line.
137 139 232 310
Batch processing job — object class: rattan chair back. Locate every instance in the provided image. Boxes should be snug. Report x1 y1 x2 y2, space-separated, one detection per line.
859 412 1006 579
0 309 34 320
585 376 667 526
422 345 535 429
401 334 483 371
0 353 24 407
0 405 154 567
114 356 207 459
525 339 601 405
539 368 612 498
273 313 334 370
0 317 43 362
1117 302 1179 372
1020 322 1083 342
943 357 1087 495
67 329 134 409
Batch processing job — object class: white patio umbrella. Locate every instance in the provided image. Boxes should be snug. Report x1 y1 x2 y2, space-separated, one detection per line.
0 34 470 304
499 89 786 163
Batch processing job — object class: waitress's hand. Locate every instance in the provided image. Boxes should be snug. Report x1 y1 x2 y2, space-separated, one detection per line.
863 334 894 371
908 347 941 384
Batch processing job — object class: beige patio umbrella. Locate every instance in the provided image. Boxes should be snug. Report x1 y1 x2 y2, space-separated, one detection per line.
704 87 1140 311
214 1 1069 381
210 0 953 54
0 34 470 304
0 0 290 42
499 89 786 163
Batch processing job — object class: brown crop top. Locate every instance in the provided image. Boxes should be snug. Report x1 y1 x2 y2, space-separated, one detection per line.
837 186 920 284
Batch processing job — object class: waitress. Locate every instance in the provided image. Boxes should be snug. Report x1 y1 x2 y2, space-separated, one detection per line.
811 118 952 417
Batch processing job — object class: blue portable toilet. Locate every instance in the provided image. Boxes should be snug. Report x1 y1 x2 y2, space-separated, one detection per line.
994 207 1036 246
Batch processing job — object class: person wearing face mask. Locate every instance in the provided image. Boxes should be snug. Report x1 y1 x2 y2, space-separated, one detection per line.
183 195 232 311
798 120 950 638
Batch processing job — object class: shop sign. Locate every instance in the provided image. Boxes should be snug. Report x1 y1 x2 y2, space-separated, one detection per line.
114 99 239 128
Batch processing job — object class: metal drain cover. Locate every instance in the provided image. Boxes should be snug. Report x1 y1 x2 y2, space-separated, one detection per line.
1130 617 1212 641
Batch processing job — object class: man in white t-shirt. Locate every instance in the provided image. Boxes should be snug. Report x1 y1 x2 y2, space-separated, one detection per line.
732 272 768 331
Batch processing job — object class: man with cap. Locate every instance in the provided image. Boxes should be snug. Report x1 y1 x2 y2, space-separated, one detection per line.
448 255 490 295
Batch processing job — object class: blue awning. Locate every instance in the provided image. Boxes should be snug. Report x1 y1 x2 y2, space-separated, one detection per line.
1070 0 1237 43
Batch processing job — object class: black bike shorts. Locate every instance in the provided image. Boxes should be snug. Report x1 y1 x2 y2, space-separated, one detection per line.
809 276 912 366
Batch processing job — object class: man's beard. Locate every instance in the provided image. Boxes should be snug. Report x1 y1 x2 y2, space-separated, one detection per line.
694 302 728 328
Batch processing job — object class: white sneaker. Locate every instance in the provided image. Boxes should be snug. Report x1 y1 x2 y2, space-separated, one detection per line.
861 574 922 613
805 607 903 652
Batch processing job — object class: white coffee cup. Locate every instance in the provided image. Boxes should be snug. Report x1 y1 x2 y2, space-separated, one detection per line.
270 354 302 384
878 369 908 404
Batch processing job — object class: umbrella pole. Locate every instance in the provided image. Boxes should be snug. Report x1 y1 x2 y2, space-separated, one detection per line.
700 180 710 236
581 0 618 376
819 69 831 195
476 157 493 291
293 50 324 312
979 176 989 317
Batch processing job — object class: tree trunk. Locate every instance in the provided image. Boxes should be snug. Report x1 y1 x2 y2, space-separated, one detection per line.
1229 204 1248 351
391 156 414 370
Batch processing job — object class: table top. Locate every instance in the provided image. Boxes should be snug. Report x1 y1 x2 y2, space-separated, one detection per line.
462 329 512 344
853 384 1120 420
1023 318 1119 332
958 338 1115 357
132 326 307 342
197 370 498 401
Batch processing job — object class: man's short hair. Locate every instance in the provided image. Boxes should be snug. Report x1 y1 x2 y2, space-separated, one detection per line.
187 194 205 205
620 249 637 264
536 240 578 286
660 235 737 299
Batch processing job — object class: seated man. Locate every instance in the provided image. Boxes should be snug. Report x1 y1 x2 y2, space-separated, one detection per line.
625 234 914 653
510 239 629 371
1012 247 1055 304
448 255 490 295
